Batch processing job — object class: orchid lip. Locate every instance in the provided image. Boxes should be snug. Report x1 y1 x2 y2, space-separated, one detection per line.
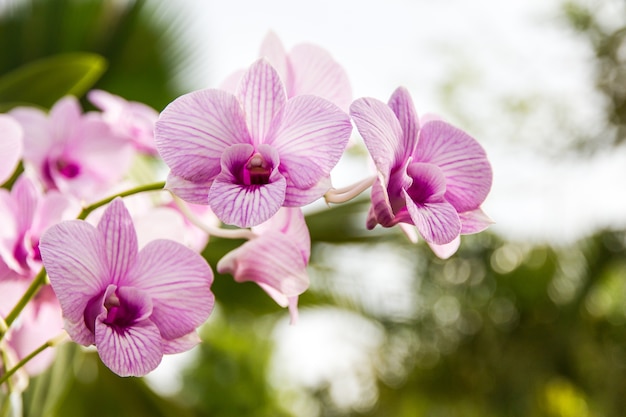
243 152 272 185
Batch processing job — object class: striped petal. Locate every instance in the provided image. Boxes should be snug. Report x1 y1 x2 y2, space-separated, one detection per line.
0 115 22 185
97 198 138 285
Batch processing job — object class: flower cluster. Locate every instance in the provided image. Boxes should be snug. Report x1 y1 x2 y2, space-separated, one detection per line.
0 32 492 384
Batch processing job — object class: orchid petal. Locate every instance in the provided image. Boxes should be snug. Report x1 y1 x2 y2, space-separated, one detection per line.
219 69 245 94
288 43 352 112
39 220 109 325
11 176 37 234
366 174 396 229
268 95 351 189
129 239 214 340
253 207 310 263
236 59 286 144
414 120 492 212
95 317 162 377
209 144 286 227
155 89 252 182
8 107 50 167
165 172 211 205
162 331 201 355
388 87 419 161
428 235 461 259
259 31 289 83
97 198 138 285
283 175 331 207
350 98 404 176
460 208 494 234
0 115 23 185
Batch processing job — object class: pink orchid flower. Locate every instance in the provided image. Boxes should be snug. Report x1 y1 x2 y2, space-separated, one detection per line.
39 198 215 377
155 58 352 228
9 96 133 202
0 175 78 279
217 207 310 324
350 87 492 257
221 31 352 112
0 114 23 185
88 89 160 155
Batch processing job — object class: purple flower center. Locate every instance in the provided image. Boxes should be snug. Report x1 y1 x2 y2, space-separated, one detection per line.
84 287 146 334
56 158 81 178
242 153 272 185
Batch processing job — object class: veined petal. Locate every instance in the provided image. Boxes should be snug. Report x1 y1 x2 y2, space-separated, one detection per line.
366 173 396 229
0 115 23 185
253 207 311 264
129 239 214 340
209 144 286 227
11 176 37 234
8 106 50 169
95 318 162 377
162 331 201 355
404 189 460 245
350 98 404 176
217 231 309 306
283 175 331 207
414 120 492 212
236 59 286 144
155 89 252 182
288 43 352 112
460 208 494 234
259 31 289 84
388 87 419 161
39 220 109 325
428 235 461 259
268 95 351 189
165 172 212 205
219 69 245 94
97 198 138 285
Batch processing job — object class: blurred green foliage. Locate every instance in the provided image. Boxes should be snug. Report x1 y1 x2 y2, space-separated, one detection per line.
2 0 626 416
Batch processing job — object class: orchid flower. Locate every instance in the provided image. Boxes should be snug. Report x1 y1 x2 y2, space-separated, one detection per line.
9 96 133 202
350 87 492 258
217 207 310 324
155 58 352 228
39 198 215 377
221 31 352 112
88 89 160 155
0 114 23 185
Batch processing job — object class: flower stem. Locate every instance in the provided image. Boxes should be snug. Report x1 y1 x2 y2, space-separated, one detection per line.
324 176 376 204
172 196 256 240
78 181 166 220
0 268 48 344
0 333 68 388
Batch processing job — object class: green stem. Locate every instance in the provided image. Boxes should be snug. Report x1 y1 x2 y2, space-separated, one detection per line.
0 349 14 417
78 181 166 220
0 268 48 343
0 334 67 388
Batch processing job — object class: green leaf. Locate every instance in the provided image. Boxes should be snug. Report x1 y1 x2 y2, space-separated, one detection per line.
0 53 107 109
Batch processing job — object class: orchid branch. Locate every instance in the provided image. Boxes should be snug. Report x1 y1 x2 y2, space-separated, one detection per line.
78 181 166 220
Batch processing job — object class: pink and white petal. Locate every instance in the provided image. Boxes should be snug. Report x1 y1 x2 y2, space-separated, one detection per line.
165 172 212 205
428 236 461 260
8 106 50 166
388 87 419 161
134 206 187 250
459 208 494 235
398 223 419 243
283 175 331 207
414 120 492 212
10 176 38 233
259 31 289 83
209 177 286 228
217 231 309 303
128 239 214 340
403 191 461 245
219 69 245 93
88 89 123 114
350 98 405 176
49 96 82 140
97 198 138 285
30 190 79 236
268 95 352 189
0 114 23 184
236 59 287 143
155 89 252 182
64 317 95 346
253 207 311 263
95 319 163 377
288 44 352 111
366 174 396 229
39 220 109 324
162 331 201 355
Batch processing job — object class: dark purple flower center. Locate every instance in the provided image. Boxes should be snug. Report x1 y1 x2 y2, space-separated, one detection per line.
84 288 144 334
242 153 272 185
12 234 41 271
56 158 81 178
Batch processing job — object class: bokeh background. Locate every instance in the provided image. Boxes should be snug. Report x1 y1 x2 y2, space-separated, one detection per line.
1 0 626 416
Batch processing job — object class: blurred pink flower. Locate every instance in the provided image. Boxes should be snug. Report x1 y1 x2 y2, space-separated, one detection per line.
217 207 310 324
10 96 133 202
350 87 493 258
156 59 352 227
39 198 215 377
221 31 352 112
88 89 159 155
0 114 23 185
0 175 78 279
